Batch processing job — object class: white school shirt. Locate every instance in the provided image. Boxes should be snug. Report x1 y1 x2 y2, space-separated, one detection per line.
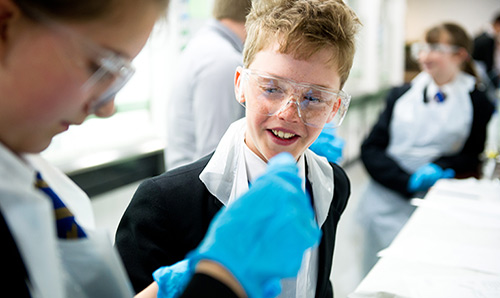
200 118 335 297
0 143 132 298
0 143 65 298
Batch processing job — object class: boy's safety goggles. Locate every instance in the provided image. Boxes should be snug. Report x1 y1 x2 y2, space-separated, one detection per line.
238 67 351 128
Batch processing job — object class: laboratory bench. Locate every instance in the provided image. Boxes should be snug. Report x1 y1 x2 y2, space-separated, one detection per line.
349 178 500 298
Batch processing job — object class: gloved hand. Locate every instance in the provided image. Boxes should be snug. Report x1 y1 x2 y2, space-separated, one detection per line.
309 128 344 164
187 152 322 298
407 163 455 193
153 260 192 298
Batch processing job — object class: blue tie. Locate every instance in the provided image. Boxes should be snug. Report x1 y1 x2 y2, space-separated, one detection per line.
35 172 87 239
434 90 446 103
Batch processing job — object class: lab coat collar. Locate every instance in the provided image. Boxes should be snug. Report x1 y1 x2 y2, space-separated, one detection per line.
424 71 476 99
199 118 334 228
304 152 335 227
413 71 475 95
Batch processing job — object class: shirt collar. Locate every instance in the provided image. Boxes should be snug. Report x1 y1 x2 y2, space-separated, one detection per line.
244 144 306 192
426 71 476 99
0 143 37 189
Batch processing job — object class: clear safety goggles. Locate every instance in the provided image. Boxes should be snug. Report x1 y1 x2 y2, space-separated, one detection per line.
238 68 351 128
25 8 135 114
410 42 460 60
79 43 135 114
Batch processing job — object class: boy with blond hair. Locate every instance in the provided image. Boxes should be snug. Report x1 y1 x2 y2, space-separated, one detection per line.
117 1 361 297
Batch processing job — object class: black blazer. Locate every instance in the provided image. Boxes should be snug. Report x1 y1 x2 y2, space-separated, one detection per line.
116 153 350 297
1 208 32 297
473 33 496 74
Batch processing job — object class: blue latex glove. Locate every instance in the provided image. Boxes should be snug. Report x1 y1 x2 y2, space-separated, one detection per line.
187 152 322 298
153 260 192 298
309 128 344 163
407 163 456 193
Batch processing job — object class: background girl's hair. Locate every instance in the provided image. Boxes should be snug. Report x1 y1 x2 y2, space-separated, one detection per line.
426 22 481 84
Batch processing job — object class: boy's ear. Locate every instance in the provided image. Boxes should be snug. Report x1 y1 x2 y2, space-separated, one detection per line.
0 0 20 64
234 67 245 104
326 97 341 123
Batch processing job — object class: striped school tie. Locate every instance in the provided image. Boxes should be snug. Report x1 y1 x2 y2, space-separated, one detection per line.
35 172 87 239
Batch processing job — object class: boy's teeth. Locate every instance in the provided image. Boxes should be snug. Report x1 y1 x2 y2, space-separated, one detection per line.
272 129 295 139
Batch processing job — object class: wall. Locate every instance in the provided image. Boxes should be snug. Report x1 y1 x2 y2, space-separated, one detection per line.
406 0 500 42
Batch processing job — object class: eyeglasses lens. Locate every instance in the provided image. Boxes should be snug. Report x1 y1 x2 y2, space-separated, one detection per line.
84 52 135 113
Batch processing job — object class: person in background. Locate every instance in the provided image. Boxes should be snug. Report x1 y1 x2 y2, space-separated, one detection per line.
115 0 360 297
357 22 495 275
165 0 250 170
473 13 500 90
0 0 321 297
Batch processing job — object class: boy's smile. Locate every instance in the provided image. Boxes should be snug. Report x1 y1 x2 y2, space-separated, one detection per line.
238 41 342 161
269 127 299 145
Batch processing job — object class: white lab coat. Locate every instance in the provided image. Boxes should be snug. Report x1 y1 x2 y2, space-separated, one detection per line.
0 143 133 298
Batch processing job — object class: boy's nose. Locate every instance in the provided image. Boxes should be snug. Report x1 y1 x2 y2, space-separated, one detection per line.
276 98 301 123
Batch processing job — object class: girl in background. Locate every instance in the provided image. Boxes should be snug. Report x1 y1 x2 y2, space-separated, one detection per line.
357 22 495 274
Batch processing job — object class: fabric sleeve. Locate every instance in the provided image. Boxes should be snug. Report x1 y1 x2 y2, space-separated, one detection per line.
360 85 414 198
115 179 184 293
115 156 220 294
180 273 239 298
433 89 495 176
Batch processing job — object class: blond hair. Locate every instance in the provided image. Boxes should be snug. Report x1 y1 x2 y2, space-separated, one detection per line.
243 0 361 88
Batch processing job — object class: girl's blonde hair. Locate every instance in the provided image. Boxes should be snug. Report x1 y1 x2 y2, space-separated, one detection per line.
243 0 361 88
